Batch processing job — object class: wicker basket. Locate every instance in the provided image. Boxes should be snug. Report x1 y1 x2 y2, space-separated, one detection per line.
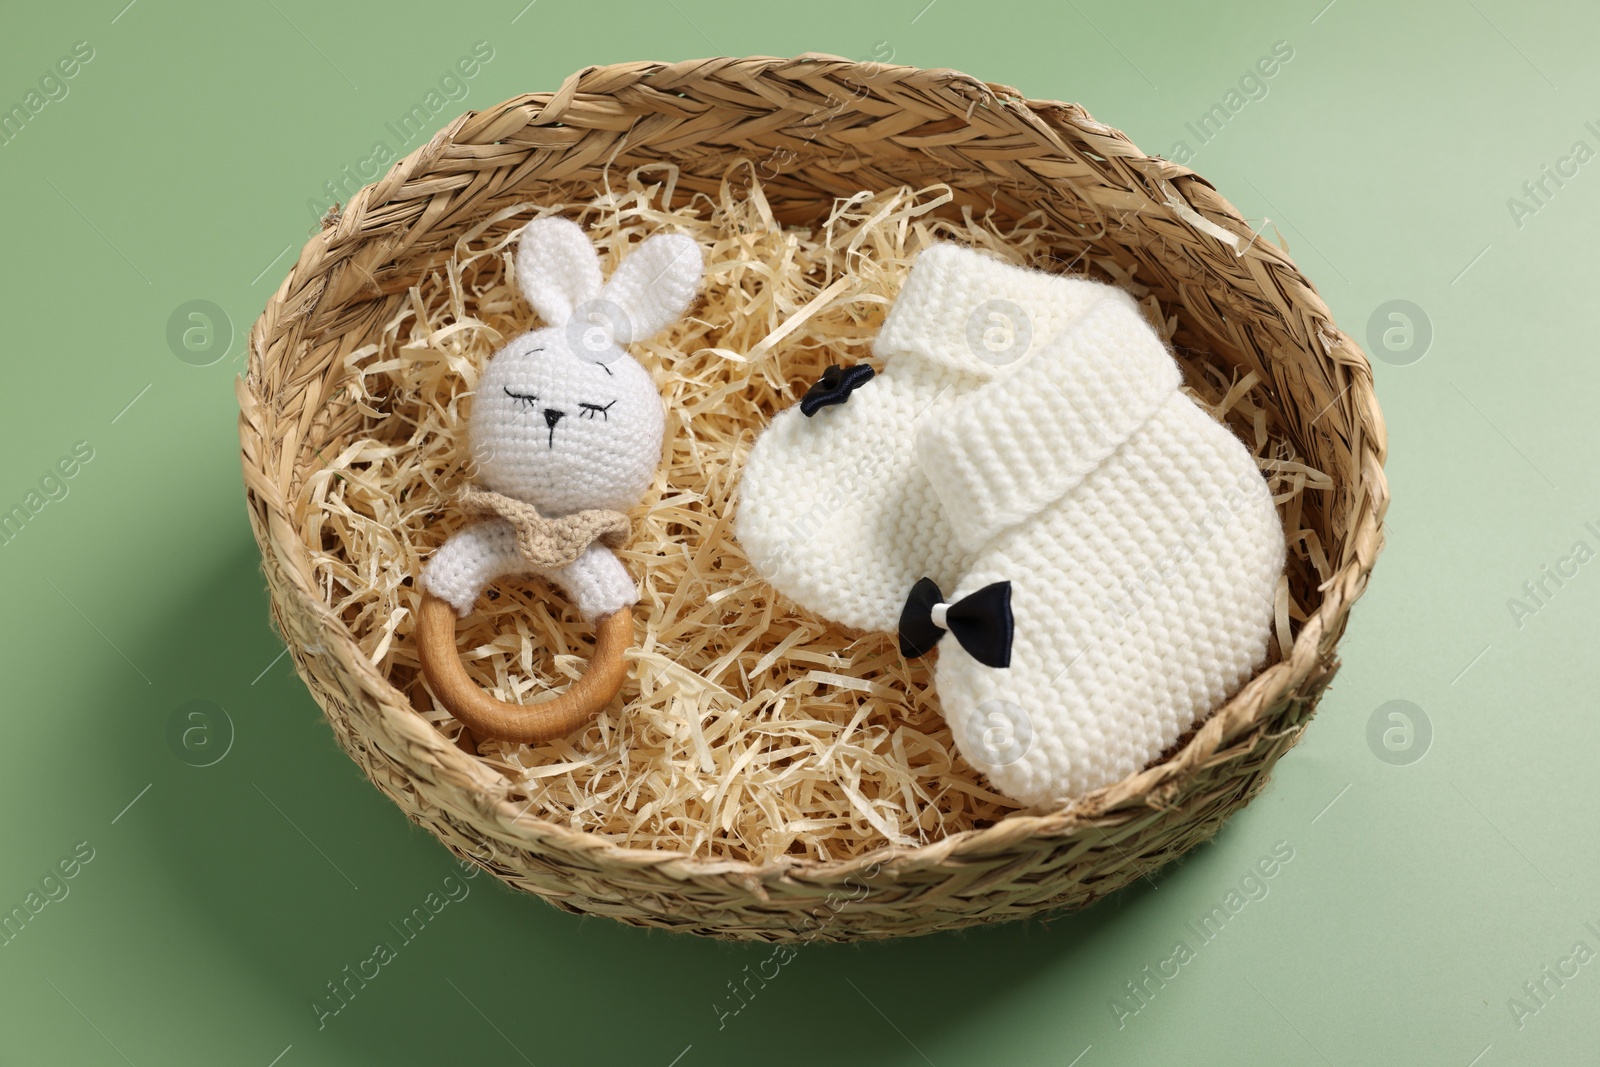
239 54 1386 942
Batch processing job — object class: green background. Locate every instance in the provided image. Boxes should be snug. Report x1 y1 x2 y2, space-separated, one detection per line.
2 1 1595 1063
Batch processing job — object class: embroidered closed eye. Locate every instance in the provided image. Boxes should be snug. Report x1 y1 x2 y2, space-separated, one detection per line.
503 387 540 409
578 400 616 420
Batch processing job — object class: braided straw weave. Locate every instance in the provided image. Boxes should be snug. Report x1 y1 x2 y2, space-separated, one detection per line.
239 54 1386 941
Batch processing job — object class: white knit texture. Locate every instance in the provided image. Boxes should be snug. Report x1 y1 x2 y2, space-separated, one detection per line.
421 217 702 619
916 297 1182 553
736 244 1136 633
736 242 1283 806
919 304 1284 806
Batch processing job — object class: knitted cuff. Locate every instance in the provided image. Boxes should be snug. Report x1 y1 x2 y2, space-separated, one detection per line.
872 243 1135 377
913 296 1182 552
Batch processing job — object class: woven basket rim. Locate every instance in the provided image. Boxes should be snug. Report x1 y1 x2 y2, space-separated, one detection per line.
240 52 1387 886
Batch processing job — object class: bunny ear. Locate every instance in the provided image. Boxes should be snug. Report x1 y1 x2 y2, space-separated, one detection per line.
600 233 703 343
514 216 603 327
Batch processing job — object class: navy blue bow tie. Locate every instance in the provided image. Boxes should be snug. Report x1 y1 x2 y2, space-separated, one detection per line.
800 363 875 416
897 577 1014 669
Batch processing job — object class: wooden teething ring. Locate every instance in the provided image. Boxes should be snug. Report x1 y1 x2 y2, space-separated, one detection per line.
416 591 632 745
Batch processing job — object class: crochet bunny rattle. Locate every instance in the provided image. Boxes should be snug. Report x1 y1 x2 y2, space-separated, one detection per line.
416 216 702 745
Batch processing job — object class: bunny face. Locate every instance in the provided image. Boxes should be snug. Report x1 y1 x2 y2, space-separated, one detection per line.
466 216 703 516
473 327 664 515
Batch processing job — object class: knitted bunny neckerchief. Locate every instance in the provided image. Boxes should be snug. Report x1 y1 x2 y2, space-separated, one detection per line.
455 486 629 571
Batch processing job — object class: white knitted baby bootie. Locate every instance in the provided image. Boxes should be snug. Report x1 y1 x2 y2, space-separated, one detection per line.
736 244 1136 633
906 295 1285 806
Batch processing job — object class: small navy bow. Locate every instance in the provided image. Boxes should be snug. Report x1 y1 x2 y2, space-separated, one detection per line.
897 577 1014 669
800 363 875 416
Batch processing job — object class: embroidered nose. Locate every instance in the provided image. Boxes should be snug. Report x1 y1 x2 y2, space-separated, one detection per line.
542 407 565 447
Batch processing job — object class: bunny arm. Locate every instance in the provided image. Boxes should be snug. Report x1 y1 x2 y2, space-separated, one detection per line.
421 518 638 622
